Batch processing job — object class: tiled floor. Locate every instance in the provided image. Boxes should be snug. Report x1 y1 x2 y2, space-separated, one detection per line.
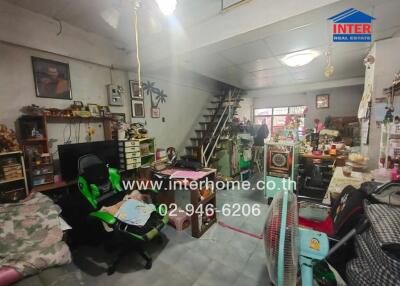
60 178 271 286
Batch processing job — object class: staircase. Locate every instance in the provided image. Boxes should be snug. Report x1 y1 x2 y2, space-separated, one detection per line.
183 86 243 167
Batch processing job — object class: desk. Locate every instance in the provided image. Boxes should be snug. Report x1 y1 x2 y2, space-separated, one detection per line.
300 152 336 160
322 167 372 205
31 180 76 192
154 167 217 238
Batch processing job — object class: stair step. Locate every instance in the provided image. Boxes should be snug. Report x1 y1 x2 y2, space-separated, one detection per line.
210 98 243 104
195 129 207 133
190 137 202 141
180 155 199 161
185 146 198 150
199 122 217 126
203 112 236 118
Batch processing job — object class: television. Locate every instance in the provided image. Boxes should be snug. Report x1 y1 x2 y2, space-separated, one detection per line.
58 140 119 181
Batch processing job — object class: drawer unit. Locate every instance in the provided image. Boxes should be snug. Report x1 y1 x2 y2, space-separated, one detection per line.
120 162 142 170
118 138 155 171
119 140 141 170
118 146 140 153
119 151 141 158
120 157 141 165
118 140 140 147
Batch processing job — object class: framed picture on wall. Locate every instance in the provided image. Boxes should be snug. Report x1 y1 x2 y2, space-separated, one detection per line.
131 100 145 118
129 80 143 100
151 107 160 118
31 57 72 100
316 94 329 109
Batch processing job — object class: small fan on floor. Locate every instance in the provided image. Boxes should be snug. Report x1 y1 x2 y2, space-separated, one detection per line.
264 190 329 286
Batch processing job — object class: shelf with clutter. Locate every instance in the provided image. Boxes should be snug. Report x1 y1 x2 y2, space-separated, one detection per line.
0 124 29 202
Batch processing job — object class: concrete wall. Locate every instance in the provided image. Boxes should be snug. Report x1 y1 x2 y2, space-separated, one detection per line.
0 43 215 157
0 42 129 154
127 73 213 153
0 1 131 69
0 2 217 157
249 85 363 127
365 37 400 169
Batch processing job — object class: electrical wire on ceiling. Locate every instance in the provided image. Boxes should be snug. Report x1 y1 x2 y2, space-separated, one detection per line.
53 17 63 36
134 1 142 89
109 66 114 84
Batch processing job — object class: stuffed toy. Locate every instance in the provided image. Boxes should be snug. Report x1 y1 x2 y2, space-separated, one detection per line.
0 125 20 152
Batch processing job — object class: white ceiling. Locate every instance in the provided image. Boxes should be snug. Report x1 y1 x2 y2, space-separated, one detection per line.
4 0 400 90
177 0 400 89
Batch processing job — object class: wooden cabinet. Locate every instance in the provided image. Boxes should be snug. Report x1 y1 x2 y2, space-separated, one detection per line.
18 114 115 188
0 151 28 201
189 169 217 238
18 115 52 187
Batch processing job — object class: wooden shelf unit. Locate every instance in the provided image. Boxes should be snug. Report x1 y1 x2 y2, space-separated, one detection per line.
18 114 115 190
118 138 156 170
0 151 29 201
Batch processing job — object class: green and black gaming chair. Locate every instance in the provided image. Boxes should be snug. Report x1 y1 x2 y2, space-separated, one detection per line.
77 154 168 274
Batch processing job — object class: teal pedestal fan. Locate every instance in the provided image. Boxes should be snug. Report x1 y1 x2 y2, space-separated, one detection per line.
264 189 329 286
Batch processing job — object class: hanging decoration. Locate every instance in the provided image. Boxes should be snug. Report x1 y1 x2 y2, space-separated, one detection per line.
324 50 334 78
130 1 145 119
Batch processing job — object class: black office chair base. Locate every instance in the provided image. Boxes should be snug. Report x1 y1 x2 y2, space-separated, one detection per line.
107 266 116 276
139 249 153 270
106 246 154 274
107 248 126 275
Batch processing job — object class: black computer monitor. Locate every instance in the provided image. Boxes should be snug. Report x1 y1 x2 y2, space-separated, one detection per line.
58 140 119 181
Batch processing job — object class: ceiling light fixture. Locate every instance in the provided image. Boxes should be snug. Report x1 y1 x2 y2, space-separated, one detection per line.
281 50 320 67
156 0 177 16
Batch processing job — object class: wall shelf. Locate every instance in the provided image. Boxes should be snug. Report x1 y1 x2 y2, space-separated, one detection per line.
0 151 29 201
0 177 25 184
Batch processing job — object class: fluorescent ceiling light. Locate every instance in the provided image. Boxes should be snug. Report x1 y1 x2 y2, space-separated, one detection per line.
281 50 320 67
156 0 177 16
101 7 120 29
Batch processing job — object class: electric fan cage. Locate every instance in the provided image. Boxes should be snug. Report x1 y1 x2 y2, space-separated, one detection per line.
264 190 299 286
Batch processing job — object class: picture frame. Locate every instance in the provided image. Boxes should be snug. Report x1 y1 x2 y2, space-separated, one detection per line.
73 101 83 107
87 104 100 117
72 101 84 111
31 57 72 100
151 107 160 118
131 100 145 118
111 113 126 123
99 106 112 118
129 80 144 100
99 105 110 112
316 94 329 109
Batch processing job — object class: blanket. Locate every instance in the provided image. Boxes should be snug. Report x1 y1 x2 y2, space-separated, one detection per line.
115 199 156 227
0 192 71 277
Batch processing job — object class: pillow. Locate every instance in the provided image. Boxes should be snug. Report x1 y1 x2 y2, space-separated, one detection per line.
366 203 400 247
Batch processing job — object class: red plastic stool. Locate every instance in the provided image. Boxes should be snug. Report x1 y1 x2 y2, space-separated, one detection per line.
168 208 190 231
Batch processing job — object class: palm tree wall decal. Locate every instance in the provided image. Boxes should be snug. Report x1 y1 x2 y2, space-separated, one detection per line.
142 81 167 108
155 89 167 107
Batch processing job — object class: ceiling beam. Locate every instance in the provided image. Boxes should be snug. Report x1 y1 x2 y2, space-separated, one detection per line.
245 77 364 97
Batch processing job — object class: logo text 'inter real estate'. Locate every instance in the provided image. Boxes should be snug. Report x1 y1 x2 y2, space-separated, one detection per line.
328 8 375 42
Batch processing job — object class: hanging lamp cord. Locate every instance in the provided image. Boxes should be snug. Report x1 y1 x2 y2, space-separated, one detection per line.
134 1 142 89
